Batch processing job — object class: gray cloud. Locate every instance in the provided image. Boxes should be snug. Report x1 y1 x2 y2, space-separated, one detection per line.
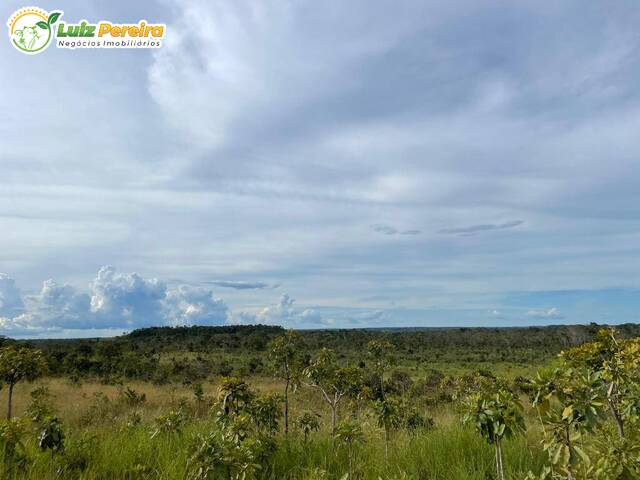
206 280 277 290
371 225 421 236
439 220 524 235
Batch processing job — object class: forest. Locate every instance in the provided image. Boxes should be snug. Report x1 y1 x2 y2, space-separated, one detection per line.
1 323 640 479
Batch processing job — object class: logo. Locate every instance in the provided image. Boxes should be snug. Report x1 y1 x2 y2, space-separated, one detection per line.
7 7 61 54
7 6 165 54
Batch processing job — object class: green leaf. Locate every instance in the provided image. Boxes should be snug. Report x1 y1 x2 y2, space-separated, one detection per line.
36 21 48 29
48 12 61 25
573 445 590 465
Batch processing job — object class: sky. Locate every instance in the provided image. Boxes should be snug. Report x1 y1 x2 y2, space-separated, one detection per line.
2 0 640 337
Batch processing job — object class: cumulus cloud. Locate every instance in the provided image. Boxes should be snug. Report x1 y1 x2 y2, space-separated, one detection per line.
163 285 229 326
21 279 92 329
526 307 564 320
0 273 24 317
90 266 167 328
439 220 524 236
371 224 421 236
0 267 231 335
232 293 326 328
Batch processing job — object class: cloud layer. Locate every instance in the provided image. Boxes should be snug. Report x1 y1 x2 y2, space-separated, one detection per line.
3 0 640 333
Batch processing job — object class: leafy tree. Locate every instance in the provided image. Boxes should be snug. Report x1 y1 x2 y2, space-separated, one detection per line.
532 368 603 480
26 386 54 425
296 412 320 443
268 330 303 434
0 347 47 419
334 420 363 479
587 434 640 480
462 387 525 480
189 414 276 480
38 416 65 468
0 418 28 473
216 377 254 422
303 348 362 434
248 393 283 435
562 328 640 439
373 396 403 461
367 340 396 399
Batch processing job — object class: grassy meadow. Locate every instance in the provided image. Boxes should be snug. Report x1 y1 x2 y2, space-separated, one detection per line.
0 377 547 480
1 324 639 479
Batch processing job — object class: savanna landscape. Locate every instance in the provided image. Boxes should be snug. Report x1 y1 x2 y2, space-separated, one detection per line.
4 1 640 479
2 324 640 479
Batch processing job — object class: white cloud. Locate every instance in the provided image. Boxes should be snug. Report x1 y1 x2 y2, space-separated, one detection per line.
526 307 563 320
0 267 231 335
163 285 229 326
0 273 24 317
21 279 91 329
90 266 167 328
232 293 326 328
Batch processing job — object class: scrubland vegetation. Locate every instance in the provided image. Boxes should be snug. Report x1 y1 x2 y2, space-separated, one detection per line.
1 324 640 479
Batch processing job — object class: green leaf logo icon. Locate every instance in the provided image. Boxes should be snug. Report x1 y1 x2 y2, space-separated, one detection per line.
36 21 48 30
48 12 61 25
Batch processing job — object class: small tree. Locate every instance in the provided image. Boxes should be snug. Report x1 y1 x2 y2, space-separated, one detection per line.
216 377 254 422
0 418 28 473
303 349 362 434
296 412 320 443
0 347 48 419
334 420 363 479
38 416 65 470
268 330 303 434
462 388 525 480
532 368 603 480
189 413 276 480
562 328 640 439
248 393 282 435
373 396 403 461
26 386 54 425
367 340 396 399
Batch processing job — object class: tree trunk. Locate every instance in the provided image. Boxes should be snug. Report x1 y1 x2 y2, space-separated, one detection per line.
607 382 625 438
384 427 389 463
565 426 575 480
495 439 505 480
331 403 337 435
284 377 290 435
7 382 14 420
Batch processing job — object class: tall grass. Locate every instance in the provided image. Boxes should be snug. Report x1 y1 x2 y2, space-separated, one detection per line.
0 379 546 479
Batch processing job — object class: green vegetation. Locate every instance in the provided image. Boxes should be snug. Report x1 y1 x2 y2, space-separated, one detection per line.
1 324 640 478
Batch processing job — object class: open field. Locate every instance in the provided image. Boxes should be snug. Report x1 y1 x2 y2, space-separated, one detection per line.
1 324 639 479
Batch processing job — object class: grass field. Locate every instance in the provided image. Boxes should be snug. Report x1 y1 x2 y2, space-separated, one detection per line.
2 325 637 479
0 376 547 480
